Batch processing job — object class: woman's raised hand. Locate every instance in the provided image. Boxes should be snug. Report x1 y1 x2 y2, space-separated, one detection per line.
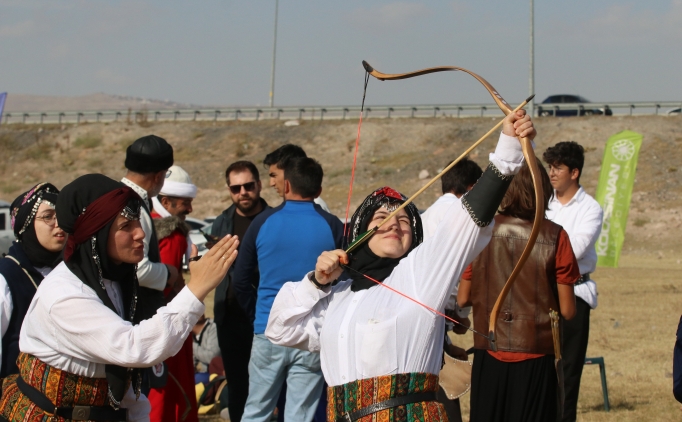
314 250 348 286
187 235 239 302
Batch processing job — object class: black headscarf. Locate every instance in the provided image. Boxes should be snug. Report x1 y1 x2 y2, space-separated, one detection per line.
56 174 145 409
10 183 62 268
346 187 423 291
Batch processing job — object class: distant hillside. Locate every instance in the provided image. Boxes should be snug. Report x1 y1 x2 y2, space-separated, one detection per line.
1 115 681 257
2 93 210 112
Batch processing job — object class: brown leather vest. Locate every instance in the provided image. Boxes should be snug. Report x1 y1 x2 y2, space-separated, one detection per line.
471 214 562 354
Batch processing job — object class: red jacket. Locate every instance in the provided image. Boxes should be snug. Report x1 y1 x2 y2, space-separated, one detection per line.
150 210 197 422
151 210 189 272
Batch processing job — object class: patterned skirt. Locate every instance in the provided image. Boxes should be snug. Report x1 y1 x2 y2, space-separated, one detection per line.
327 372 447 422
0 352 110 422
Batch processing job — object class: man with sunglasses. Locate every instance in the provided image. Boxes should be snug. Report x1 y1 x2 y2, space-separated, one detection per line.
210 160 270 422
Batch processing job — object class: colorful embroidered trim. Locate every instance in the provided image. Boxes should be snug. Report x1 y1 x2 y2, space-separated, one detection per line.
0 353 110 421
327 372 446 421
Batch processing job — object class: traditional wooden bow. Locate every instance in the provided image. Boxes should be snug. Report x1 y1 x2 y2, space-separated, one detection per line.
362 61 543 351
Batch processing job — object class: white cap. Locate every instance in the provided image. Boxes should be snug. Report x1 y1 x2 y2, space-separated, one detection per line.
160 165 197 198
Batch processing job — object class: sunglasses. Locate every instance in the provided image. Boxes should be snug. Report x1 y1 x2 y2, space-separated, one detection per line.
229 182 257 194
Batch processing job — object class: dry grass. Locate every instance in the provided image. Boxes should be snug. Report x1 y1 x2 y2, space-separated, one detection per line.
453 253 682 421
73 135 102 149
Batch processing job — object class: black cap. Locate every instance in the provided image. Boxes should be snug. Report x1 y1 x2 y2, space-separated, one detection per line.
124 135 174 173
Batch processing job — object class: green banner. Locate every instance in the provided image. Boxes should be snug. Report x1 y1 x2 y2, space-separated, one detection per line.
595 130 643 267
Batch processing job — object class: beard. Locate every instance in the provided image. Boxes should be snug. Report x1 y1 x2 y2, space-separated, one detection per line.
235 196 258 214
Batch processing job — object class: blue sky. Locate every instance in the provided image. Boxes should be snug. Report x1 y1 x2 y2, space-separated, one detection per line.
1 1 680 106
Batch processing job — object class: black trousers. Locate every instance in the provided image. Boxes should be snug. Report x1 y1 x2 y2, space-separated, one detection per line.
436 387 463 422
470 350 557 422
561 297 591 422
216 316 254 422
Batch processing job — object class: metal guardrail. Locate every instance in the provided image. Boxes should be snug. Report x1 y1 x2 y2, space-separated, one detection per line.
2 101 681 125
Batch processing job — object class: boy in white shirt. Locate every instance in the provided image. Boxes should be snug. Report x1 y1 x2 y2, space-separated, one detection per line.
543 142 603 422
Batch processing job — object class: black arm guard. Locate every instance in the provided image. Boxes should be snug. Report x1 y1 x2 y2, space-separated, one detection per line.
460 162 514 227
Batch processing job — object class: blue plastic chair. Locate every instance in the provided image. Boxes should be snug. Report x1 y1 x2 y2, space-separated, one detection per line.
584 356 611 411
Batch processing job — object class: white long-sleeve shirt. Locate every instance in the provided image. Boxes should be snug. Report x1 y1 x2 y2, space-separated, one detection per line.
420 193 470 319
265 132 525 387
19 262 204 421
546 186 603 308
121 178 168 290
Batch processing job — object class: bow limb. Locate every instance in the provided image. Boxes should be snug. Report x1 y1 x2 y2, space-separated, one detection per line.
362 61 513 116
362 61 543 351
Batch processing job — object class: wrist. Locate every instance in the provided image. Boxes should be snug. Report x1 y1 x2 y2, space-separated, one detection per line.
186 281 209 303
308 272 330 290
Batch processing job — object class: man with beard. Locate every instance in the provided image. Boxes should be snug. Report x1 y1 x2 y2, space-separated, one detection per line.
149 165 199 422
210 161 270 422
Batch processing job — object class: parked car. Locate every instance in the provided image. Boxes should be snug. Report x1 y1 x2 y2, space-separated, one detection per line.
0 200 13 255
667 108 681 116
185 216 210 232
538 95 613 117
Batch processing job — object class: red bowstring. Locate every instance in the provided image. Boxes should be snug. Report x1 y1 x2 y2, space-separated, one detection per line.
342 71 371 247
342 112 363 242
342 265 477 333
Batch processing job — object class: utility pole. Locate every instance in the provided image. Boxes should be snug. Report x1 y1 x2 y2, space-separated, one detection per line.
269 0 279 108
529 0 535 116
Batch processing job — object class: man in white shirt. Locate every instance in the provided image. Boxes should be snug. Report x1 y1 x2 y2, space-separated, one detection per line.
543 141 603 422
420 157 482 422
121 135 181 321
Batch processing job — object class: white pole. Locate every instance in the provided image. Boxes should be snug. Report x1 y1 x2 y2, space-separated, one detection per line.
529 0 535 116
269 0 279 108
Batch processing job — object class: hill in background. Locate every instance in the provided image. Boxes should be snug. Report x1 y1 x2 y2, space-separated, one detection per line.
1 115 680 258
2 93 210 112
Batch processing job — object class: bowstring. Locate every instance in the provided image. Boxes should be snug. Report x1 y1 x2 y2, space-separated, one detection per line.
341 265 492 341
342 71 371 249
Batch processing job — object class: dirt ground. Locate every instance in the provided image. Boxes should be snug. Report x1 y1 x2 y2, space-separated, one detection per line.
2 115 681 421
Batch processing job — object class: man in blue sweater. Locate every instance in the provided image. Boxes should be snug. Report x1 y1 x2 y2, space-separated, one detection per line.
233 157 343 422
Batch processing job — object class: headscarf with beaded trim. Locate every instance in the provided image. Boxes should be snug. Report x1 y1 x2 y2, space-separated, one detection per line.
10 183 62 268
346 187 423 292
